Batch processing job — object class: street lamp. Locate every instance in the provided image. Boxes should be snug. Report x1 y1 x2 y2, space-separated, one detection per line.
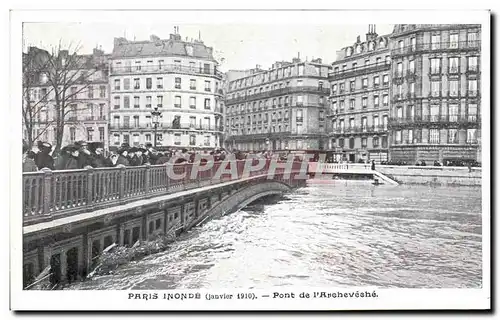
151 107 162 148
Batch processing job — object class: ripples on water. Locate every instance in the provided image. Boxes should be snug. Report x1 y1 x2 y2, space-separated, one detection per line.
68 180 482 290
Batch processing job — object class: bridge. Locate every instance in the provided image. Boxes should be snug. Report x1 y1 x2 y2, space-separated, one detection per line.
22 159 306 287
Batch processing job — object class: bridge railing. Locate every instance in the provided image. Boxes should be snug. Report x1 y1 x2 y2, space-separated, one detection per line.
309 162 373 173
22 159 305 225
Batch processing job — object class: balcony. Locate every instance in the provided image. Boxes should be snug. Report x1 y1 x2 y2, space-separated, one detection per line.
389 114 481 126
84 116 107 121
225 86 331 105
329 61 391 81
467 90 479 97
110 63 223 79
391 40 481 56
296 117 303 122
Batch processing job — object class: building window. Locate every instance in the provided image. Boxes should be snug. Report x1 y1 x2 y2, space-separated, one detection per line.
134 78 140 90
146 78 152 89
86 127 93 141
429 129 440 143
383 95 388 106
145 134 151 142
69 127 76 142
114 79 120 90
397 106 403 119
449 104 459 121
467 128 477 143
339 82 345 93
87 86 94 99
190 79 196 90
449 34 459 49
174 134 181 145
174 96 181 108
410 37 416 51
385 56 390 65
373 76 380 86
468 56 478 72
204 98 211 110
157 95 163 108
99 85 106 98
361 137 367 148
448 129 458 143
431 35 440 50
349 81 355 92
362 78 368 88
190 97 196 109
362 97 367 108
339 100 345 110
133 115 139 127
332 84 337 94
349 118 355 130
468 32 478 47
395 130 402 144
373 136 379 147
431 81 441 97
156 77 163 89
468 80 478 96
332 101 337 112
348 137 355 149
133 96 139 108
362 117 367 132
430 58 441 74
373 116 379 130
349 99 355 110
374 95 379 107
124 96 130 108
114 96 120 109
449 57 459 73
145 96 152 108
468 103 478 121
189 135 196 146
205 81 211 92
449 80 459 97
383 74 389 85
175 77 181 89
409 60 415 74
396 63 403 77
204 136 210 146
123 78 130 90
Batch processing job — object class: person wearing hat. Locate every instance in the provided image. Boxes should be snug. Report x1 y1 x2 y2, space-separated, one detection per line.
22 141 37 172
55 144 80 170
129 147 144 166
74 140 93 168
115 146 130 167
35 142 55 170
88 142 107 168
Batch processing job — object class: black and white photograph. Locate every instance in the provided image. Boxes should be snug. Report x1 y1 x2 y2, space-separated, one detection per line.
9 8 491 311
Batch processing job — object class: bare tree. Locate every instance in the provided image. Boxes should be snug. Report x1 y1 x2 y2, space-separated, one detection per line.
22 42 107 153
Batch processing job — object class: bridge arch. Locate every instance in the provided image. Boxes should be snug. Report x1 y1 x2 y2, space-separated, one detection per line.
191 180 295 228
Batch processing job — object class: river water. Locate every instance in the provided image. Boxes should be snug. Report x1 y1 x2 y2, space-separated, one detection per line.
68 180 482 290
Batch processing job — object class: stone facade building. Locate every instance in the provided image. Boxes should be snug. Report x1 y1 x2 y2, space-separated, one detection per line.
23 46 110 149
224 58 331 153
109 31 224 150
328 25 392 163
388 24 481 164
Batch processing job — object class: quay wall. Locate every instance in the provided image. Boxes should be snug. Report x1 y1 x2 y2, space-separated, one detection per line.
376 165 482 186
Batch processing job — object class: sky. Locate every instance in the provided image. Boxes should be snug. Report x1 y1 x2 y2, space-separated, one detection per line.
23 22 394 71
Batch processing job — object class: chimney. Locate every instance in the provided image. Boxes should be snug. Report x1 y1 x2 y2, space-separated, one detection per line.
150 34 160 42
366 24 378 41
356 35 361 43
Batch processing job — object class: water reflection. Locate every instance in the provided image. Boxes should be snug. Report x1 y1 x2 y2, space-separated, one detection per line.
67 181 482 290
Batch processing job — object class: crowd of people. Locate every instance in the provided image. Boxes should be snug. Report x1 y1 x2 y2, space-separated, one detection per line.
22 140 288 173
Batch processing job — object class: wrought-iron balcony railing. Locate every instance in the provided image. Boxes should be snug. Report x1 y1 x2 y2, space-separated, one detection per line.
392 40 481 56
109 122 224 131
329 61 391 80
110 63 223 78
389 114 481 125
226 86 331 105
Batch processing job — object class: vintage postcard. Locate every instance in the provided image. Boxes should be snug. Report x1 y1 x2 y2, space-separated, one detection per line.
10 9 491 311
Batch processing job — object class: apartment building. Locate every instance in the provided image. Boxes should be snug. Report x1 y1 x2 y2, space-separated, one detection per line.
389 24 481 163
109 31 224 150
23 46 110 149
328 25 391 163
224 58 331 153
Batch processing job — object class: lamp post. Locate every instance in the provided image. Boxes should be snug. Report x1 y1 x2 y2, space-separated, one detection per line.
151 107 162 148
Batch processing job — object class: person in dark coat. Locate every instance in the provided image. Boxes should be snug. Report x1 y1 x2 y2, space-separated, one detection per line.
88 142 107 168
144 143 158 165
115 147 130 167
23 143 38 172
74 141 94 168
371 160 376 171
55 145 80 170
35 142 55 170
